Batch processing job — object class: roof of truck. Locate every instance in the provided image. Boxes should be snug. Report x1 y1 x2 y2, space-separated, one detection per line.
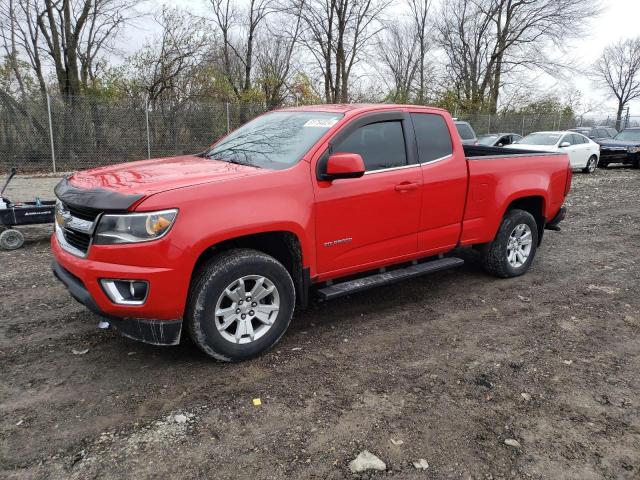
277 103 449 115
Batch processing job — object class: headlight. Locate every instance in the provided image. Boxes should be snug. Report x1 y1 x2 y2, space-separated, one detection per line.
627 146 640 153
94 209 178 245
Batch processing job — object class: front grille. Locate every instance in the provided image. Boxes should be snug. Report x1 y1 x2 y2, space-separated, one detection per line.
65 203 102 222
62 228 92 253
600 149 629 161
56 201 103 256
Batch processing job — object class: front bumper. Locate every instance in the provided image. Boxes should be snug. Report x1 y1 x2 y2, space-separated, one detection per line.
51 233 185 345
52 260 182 345
600 149 639 165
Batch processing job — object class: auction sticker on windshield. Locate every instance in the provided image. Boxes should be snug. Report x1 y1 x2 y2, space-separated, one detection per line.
304 118 339 128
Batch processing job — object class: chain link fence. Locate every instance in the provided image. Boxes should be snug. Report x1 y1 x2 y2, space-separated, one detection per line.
0 94 268 174
454 112 629 136
0 93 631 174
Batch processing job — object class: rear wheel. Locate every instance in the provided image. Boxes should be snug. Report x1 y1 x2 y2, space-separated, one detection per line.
480 209 538 278
0 229 24 250
583 155 597 173
186 249 295 362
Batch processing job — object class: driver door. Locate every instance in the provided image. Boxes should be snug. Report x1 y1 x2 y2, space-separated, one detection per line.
313 113 422 275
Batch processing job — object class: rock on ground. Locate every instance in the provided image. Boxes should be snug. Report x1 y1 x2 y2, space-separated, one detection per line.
349 450 386 473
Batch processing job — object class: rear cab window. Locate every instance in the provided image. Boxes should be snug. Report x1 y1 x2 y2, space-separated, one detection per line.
411 113 453 163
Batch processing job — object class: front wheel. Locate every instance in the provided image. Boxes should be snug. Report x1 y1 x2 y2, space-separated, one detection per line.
480 209 538 278
186 249 295 362
583 155 598 173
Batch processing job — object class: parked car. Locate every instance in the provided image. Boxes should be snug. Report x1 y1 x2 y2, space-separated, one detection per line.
569 126 618 141
597 127 640 168
454 120 478 145
52 104 572 361
511 131 600 173
477 133 523 147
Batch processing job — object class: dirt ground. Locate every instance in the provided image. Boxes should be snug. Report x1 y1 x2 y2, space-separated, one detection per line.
1 167 639 480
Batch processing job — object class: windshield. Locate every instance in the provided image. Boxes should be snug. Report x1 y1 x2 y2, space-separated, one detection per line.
517 133 561 146
478 134 499 145
204 111 344 169
614 129 640 142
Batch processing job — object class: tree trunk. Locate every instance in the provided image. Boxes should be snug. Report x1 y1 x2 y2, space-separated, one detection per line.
488 51 503 114
615 101 625 130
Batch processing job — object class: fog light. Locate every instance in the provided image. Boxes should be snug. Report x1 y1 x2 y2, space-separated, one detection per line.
101 279 149 305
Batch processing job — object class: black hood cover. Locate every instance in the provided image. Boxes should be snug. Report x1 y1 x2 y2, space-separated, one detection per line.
54 177 144 211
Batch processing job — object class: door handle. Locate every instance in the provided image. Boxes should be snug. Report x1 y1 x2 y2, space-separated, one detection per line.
394 182 419 192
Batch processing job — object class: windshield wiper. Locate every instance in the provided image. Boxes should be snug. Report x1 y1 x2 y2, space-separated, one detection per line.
207 155 261 168
226 158 261 168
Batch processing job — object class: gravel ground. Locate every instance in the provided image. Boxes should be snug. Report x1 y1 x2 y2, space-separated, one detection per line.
1 167 639 479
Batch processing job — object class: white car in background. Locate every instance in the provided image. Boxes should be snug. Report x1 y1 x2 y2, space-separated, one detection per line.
510 131 600 173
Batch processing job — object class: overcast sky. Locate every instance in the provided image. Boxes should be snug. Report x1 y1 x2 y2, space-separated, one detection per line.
565 0 640 115
134 0 640 117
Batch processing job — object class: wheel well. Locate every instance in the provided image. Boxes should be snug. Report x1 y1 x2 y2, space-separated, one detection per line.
507 196 545 243
192 231 306 308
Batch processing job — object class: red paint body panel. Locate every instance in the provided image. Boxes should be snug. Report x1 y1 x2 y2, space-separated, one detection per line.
51 104 571 321
70 155 268 196
461 154 568 245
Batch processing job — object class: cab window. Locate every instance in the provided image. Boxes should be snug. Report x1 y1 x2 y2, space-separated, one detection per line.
334 121 407 172
411 113 453 163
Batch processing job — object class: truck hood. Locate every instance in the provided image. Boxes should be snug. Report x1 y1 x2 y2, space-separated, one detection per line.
598 139 640 148
56 155 268 210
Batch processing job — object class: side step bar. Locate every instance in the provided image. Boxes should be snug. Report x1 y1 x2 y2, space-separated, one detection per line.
316 257 464 301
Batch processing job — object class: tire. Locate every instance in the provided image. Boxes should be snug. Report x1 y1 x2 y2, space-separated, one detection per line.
582 155 597 173
185 248 295 362
480 209 538 278
0 229 24 250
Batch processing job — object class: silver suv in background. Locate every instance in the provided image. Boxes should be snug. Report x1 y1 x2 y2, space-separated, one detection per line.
454 120 478 145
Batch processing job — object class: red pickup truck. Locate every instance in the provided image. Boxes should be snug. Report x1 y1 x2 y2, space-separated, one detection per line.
52 104 571 361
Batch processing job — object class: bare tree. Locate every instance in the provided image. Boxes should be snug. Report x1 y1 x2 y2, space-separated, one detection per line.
407 0 430 104
438 0 601 113
296 0 390 103
594 38 640 130
125 8 211 106
0 0 135 97
256 6 303 108
0 0 48 95
437 0 493 112
210 0 276 98
77 0 138 86
376 21 419 103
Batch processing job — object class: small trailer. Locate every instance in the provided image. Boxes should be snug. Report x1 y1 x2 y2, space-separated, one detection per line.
0 168 56 250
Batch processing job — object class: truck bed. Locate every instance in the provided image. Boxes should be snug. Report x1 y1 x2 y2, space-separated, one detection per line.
460 145 571 247
463 144 553 158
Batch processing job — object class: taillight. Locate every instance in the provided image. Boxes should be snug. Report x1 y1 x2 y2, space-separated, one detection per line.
564 163 573 196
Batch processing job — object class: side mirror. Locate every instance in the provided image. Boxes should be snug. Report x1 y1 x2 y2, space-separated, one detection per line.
559 141 571 148
323 153 365 180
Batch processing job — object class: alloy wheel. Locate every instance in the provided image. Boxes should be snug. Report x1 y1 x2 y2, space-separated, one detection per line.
214 275 280 344
506 224 533 268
